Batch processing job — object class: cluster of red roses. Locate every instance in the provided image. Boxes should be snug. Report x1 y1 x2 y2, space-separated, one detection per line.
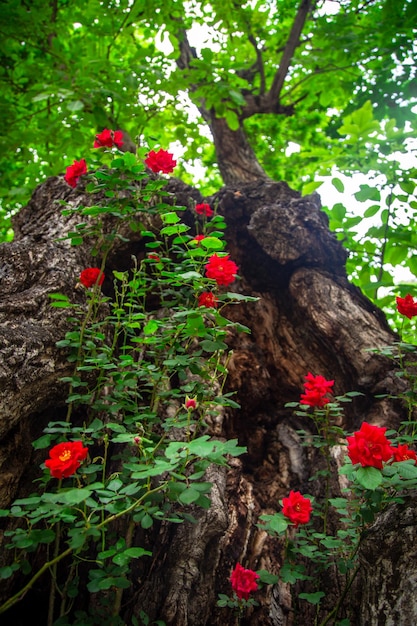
347 421 416 468
67 130 239 298
64 128 177 188
229 489 313 602
300 372 417 468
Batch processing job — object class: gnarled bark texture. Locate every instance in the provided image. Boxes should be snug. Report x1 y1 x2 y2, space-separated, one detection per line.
0 174 412 625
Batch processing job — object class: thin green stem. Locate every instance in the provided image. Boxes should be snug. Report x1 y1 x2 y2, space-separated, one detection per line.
0 483 167 616
318 563 360 626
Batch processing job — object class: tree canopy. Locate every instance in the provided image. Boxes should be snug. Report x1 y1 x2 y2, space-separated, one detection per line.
1 0 417 314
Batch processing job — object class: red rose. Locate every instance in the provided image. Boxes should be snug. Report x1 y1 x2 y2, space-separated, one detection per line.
80 268 105 288
147 253 161 262
396 294 417 319
300 372 334 407
392 444 417 463
45 441 88 479
93 128 123 149
144 149 177 174
64 158 87 188
192 235 206 245
346 421 393 469
198 291 218 308
282 491 313 527
195 203 214 217
205 254 238 286
230 563 259 600
185 397 197 410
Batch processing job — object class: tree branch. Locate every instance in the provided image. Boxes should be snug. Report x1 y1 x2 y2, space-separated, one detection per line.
248 34 266 95
268 0 314 104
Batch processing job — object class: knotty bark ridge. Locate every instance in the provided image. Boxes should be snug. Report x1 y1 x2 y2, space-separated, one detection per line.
0 174 413 625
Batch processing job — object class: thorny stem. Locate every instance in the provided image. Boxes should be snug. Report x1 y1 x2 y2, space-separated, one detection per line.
318 563 360 626
65 254 108 425
0 483 167 616
112 518 136 617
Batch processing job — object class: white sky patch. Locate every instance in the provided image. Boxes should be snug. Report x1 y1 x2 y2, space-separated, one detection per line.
285 142 301 157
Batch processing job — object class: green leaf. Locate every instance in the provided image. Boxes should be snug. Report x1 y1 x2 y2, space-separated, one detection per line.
355 466 383 490
179 487 201 504
393 460 417 479
143 320 159 335
66 100 84 112
58 488 93 505
299 591 325 605
302 180 323 195
363 204 380 218
331 177 345 193
354 185 381 202
112 547 152 566
257 569 279 584
161 211 180 224
32 434 52 450
200 236 224 250
224 109 240 131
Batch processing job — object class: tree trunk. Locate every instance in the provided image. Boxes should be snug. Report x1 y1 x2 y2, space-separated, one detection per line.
207 118 270 186
0 174 411 625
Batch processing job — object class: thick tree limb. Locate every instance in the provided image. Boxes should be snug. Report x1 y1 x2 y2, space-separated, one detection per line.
268 0 314 104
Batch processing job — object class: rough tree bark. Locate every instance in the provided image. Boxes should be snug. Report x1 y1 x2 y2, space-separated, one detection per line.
0 170 413 625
